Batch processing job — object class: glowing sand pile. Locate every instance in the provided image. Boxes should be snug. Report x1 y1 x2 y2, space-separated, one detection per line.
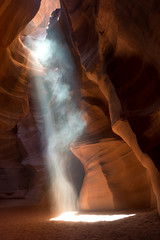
50 211 136 222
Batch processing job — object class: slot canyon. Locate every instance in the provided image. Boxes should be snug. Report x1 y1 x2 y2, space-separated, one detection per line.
0 0 160 239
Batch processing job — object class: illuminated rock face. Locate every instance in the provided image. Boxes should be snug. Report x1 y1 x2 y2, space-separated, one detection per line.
61 0 160 211
0 0 42 198
0 0 160 213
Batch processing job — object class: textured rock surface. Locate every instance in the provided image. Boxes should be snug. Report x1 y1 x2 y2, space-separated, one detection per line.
0 0 42 198
61 0 160 211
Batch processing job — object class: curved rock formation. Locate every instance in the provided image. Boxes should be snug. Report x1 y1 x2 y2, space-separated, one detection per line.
60 0 160 212
0 0 42 198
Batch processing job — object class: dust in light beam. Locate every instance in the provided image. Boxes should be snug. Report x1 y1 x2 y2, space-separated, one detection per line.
29 17 85 214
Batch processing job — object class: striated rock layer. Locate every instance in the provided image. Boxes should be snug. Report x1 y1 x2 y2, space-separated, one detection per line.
61 0 160 212
0 0 42 198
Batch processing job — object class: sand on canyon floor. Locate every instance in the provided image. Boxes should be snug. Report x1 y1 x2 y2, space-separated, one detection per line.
0 199 160 240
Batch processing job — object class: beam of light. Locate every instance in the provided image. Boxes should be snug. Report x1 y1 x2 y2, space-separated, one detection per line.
50 211 136 222
27 16 85 214
32 39 53 63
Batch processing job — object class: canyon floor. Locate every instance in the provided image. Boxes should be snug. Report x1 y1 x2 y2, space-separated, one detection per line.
0 200 160 240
